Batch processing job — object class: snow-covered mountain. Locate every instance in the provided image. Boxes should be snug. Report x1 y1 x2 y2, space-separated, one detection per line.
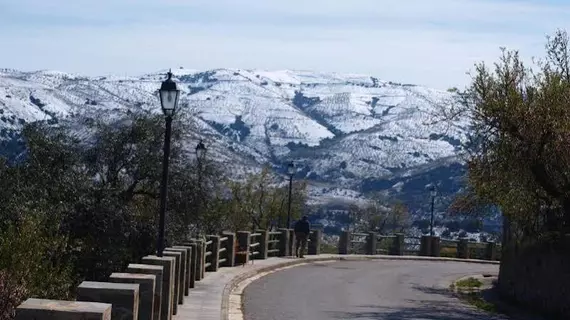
0 67 470 212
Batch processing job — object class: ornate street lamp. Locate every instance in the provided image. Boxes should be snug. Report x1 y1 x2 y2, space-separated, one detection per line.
157 70 180 257
427 184 437 236
286 161 295 228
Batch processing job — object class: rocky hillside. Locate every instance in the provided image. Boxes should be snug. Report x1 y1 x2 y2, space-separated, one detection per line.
0 67 470 214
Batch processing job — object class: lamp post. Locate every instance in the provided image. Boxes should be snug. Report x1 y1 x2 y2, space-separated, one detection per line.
195 140 206 237
428 184 437 236
286 161 295 229
157 70 180 257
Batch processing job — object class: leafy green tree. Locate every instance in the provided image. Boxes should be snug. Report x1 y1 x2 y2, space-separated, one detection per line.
446 29 570 241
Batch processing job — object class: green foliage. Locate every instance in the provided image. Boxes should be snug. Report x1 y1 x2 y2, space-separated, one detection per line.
349 197 411 234
454 29 570 240
0 109 310 317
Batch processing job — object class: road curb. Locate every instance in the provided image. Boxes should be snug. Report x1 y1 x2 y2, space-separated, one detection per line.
220 255 500 319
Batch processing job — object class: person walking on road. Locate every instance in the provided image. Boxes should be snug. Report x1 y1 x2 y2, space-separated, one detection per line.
294 215 311 258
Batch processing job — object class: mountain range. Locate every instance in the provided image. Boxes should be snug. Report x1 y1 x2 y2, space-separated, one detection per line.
0 67 471 217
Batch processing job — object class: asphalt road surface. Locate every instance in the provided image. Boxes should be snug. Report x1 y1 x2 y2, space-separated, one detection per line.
243 259 506 320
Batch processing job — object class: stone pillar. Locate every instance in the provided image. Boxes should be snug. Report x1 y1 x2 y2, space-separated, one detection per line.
165 247 189 296
141 256 175 320
236 231 251 265
288 229 296 257
485 241 497 260
172 246 192 295
76 281 139 320
420 235 432 256
183 242 197 287
191 239 205 281
457 238 470 259
365 232 377 255
109 273 155 320
16 298 112 320
308 229 322 255
278 228 290 256
391 233 405 256
339 230 350 255
126 264 163 320
206 235 221 271
431 236 441 257
257 230 269 259
221 232 236 267
161 251 183 309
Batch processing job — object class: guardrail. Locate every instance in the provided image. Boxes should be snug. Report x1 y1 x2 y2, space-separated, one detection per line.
338 230 500 261
14 227 498 319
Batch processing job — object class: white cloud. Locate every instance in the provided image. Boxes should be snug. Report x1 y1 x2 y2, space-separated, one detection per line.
0 0 568 89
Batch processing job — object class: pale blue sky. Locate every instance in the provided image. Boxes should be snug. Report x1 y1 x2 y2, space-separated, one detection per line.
1 0 569 89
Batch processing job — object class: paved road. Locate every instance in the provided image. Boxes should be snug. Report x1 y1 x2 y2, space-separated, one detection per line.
243 259 506 320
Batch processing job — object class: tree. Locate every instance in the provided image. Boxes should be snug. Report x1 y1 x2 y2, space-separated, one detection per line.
444 29 570 241
349 197 410 234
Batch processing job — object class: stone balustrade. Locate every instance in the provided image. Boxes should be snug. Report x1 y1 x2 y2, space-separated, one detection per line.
15 228 498 319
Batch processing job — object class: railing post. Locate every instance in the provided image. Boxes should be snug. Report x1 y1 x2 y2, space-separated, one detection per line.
236 231 251 265
339 230 350 254
308 229 322 255
257 230 269 259
288 229 296 257
222 232 236 267
485 241 497 260
366 232 377 255
182 242 197 287
206 235 221 272
420 235 432 256
278 228 290 256
391 233 404 255
16 299 112 320
192 239 205 280
431 236 441 257
457 238 470 259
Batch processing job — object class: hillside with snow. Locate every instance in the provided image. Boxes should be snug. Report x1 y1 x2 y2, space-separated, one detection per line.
0 67 471 216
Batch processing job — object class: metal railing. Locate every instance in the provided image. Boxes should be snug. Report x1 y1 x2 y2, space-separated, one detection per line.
267 231 281 257
204 238 213 269
218 235 228 265
249 232 262 260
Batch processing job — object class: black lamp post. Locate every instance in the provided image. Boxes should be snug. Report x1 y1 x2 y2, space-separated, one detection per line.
195 140 206 236
286 161 295 229
428 184 437 236
156 70 180 257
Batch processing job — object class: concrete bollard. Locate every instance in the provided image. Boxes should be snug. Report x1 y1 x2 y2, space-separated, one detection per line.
182 242 197 287
391 233 405 256
221 232 236 267
485 241 497 260
16 298 112 320
365 232 377 255
161 251 183 309
257 230 269 259
457 238 470 259
278 228 290 256
206 235 221 271
288 229 296 256
165 248 189 297
236 231 251 265
172 246 192 294
308 229 322 255
339 230 350 255
76 281 139 320
431 236 441 257
420 235 432 256
141 256 175 320
126 264 163 320
192 239 206 280
109 273 155 320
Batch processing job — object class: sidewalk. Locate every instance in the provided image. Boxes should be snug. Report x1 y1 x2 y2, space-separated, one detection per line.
175 254 499 320
176 257 298 320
